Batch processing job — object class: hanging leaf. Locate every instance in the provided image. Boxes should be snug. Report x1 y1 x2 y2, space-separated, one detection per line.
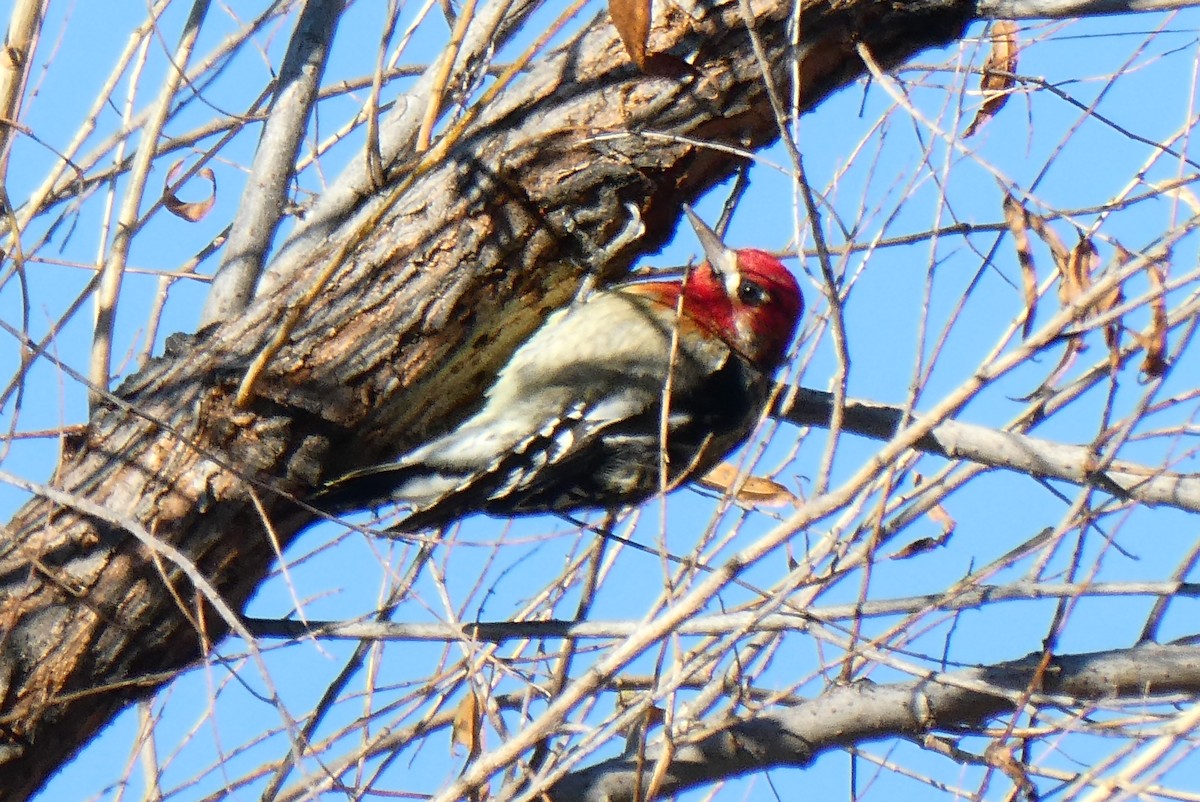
1003 194 1038 339
1103 244 1131 368
450 688 482 759
1025 213 1070 296
964 21 1018 138
1008 204 1119 398
1063 236 1098 305
1139 263 1169 378
163 159 217 222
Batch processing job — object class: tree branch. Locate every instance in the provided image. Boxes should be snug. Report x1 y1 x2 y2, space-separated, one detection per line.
242 579 1200 643
548 643 1200 801
200 0 345 325
780 388 1200 512
977 0 1200 18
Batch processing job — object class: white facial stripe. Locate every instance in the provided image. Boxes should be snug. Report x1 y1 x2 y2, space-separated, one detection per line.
722 249 739 274
723 264 742 297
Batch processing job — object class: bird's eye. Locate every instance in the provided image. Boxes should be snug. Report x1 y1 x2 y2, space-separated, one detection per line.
737 279 771 307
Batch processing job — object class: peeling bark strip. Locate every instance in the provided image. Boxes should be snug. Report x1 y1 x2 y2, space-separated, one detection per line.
0 1 971 796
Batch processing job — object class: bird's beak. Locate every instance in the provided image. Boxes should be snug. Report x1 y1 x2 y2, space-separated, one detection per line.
683 205 741 294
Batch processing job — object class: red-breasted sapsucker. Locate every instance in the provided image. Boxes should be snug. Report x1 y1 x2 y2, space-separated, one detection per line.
311 208 803 531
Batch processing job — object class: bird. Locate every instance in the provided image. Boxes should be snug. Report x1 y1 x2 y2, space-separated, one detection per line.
310 207 803 532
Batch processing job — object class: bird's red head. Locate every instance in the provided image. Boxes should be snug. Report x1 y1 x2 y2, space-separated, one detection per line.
678 210 803 370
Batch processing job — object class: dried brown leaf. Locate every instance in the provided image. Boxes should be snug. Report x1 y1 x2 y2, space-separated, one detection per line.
1026 213 1071 295
1088 240 1122 315
964 20 1018 137
1112 242 1134 267
699 462 799 507
1015 223 1129 390
1065 236 1098 305
1003 194 1038 339
451 688 482 758
610 0 650 68
928 503 956 536
891 537 942 560
1103 244 1132 368
163 158 216 222
910 473 955 542
1140 263 1169 377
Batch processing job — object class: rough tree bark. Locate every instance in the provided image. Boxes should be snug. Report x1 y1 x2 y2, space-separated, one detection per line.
0 0 978 797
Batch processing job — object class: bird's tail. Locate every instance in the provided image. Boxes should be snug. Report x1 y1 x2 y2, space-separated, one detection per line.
308 461 467 517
